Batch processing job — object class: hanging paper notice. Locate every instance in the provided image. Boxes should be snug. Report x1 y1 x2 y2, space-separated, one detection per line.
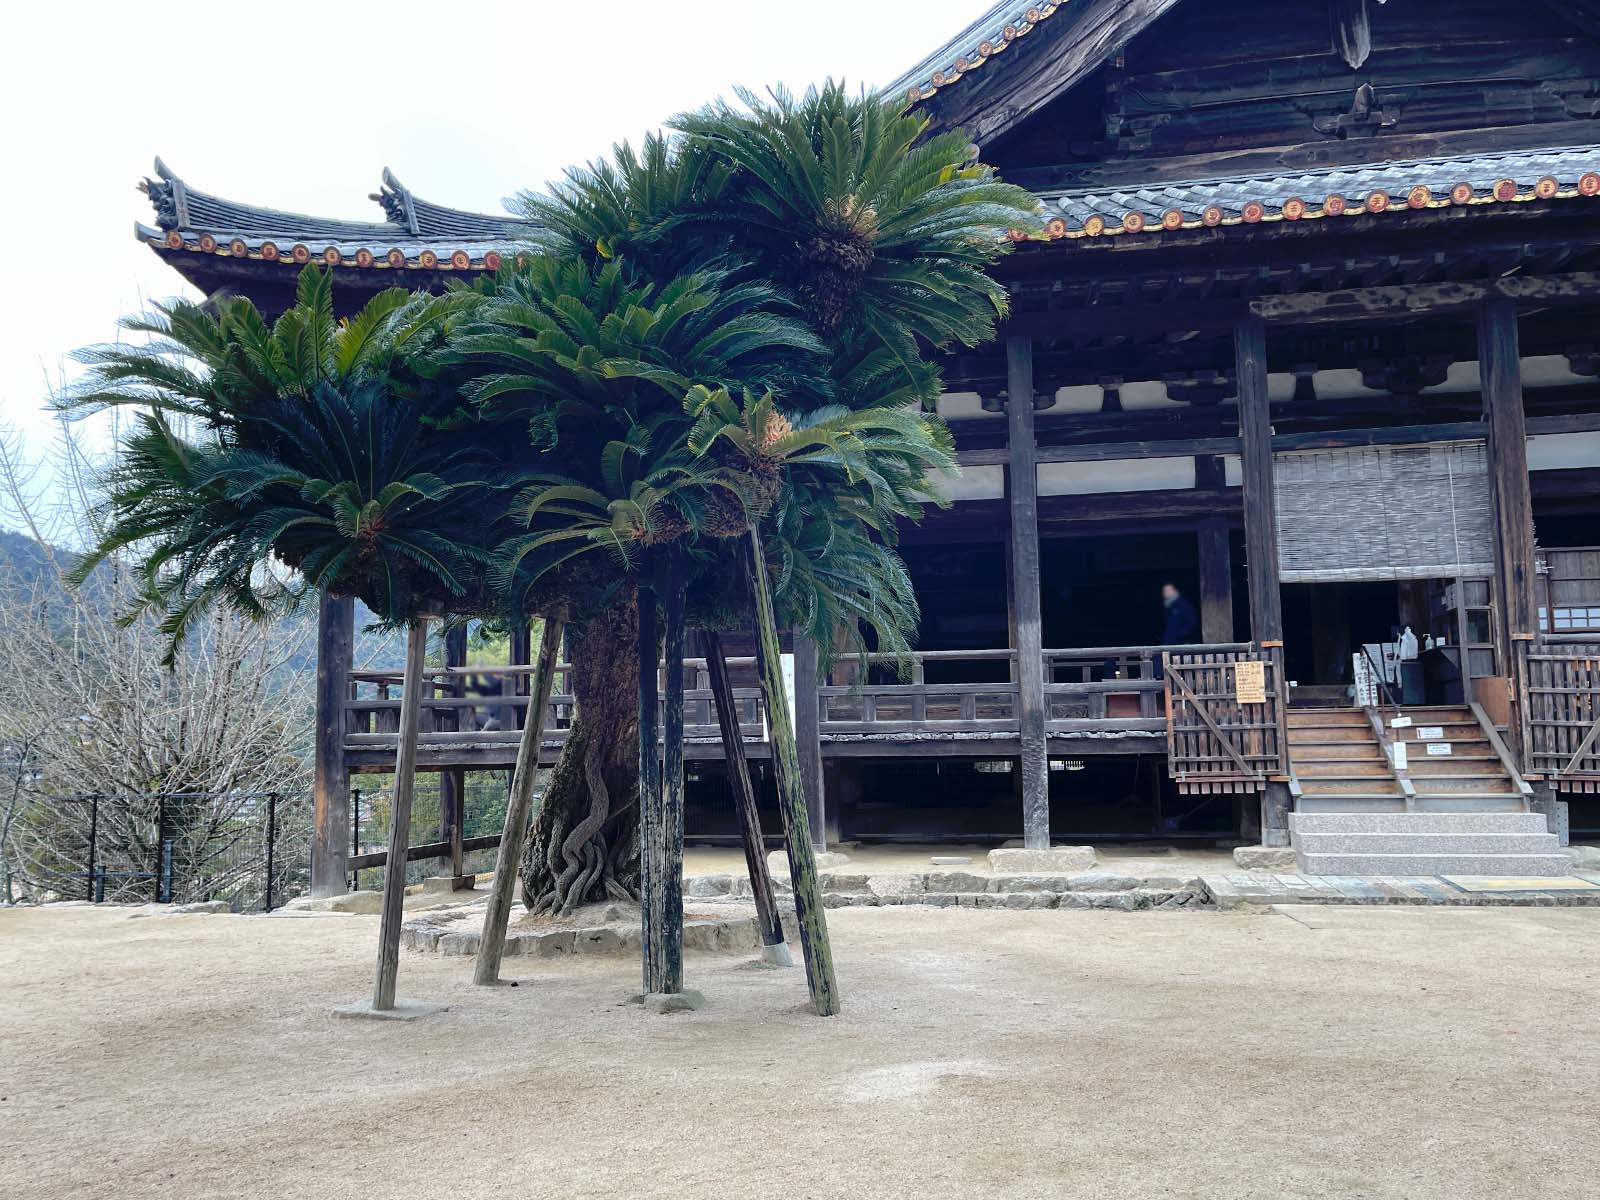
1234 660 1267 704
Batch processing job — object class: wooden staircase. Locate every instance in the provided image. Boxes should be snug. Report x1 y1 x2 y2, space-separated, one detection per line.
1284 704 1566 876
1286 708 1405 811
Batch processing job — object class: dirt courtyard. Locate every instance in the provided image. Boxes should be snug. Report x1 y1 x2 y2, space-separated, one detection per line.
3 902 1596 1199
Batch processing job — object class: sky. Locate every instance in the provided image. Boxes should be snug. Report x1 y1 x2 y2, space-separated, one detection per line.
0 0 981 497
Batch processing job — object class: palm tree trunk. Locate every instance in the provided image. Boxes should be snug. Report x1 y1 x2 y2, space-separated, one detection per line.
700 628 790 964
372 617 428 1011
745 529 839 1015
640 552 686 995
475 609 566 986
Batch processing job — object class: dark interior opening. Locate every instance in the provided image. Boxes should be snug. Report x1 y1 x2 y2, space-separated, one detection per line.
1281 581 1405 688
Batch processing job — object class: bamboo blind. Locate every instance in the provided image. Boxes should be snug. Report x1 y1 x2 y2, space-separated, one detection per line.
1274 442 1494 582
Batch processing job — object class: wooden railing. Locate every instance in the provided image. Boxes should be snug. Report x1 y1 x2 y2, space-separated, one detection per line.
1163 644 1289 794
342 642 1265 757
1518 640 1600 791
816 649 1017 734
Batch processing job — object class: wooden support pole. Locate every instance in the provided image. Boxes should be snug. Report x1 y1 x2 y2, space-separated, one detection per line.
1236 315 1283 645
1006 335 1051 850
792 631 827 851
639 560 685 998
1478 299 1538 662
701 629 791 965
372 618 428 1011
439 623 469 884
747 528 840 1016
311 593 353 898
474 609 566 986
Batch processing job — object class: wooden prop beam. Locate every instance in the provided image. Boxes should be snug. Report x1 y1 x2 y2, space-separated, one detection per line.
474 609 566 986
310 593 353 898
372 618 428 1011
747 529 840 1016
1006 335 1052 850
1236 315 1283 645
701 630 791 965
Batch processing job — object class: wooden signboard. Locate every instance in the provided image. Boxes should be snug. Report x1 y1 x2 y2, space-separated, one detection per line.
1234 660 1267 705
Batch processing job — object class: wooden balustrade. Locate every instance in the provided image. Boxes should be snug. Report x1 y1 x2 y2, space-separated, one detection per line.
340 643 1270 765
1518 640 1600 791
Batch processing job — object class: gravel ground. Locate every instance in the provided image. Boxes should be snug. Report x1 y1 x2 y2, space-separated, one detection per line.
2 902 1596 1199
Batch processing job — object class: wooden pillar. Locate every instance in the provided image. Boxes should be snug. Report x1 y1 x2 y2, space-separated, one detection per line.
1478 299 1538 664
1006 336 1050 849
311 593 353 898
439 624 469 885
638 567 684 997
1195 456 1233 642
1237 316 1289 846
792 632 827 851
475 609 566 986
1236 316 1283 645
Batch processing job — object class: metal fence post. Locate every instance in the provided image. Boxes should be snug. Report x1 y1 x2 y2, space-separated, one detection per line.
264 792 278 912
349 787 361 892
85 794 99 903
155 794 166 902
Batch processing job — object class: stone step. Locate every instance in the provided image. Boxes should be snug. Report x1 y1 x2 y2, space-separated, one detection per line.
1298 851 1573 876
1290 811 1549 834
1295 832 1562 855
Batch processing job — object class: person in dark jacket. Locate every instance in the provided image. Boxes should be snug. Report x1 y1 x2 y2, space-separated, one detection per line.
1160 581 1199 645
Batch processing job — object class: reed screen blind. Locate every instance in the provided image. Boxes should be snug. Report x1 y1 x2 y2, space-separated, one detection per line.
1273 441 1493 582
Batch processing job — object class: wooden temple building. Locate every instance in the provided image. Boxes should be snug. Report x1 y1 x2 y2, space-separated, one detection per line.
137 0 1600 891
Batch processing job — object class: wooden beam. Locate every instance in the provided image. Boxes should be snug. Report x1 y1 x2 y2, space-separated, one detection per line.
1479 300 1539 659
792 632 827 851
1251 271 1600 326
474 609 566 986
1236 316 1284 644
311 594 353 898
702 630 790 965
747 529 840 1016
959 434 1242 468
1006 336 1052 849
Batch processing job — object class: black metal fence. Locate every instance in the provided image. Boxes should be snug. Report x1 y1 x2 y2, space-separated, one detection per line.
3 791 310 911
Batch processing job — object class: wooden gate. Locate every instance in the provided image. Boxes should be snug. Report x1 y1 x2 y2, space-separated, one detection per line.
1164 646 1288 794
1519 641 1600 792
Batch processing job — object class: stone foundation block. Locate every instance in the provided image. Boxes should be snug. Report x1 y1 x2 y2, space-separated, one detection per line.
1233 846 1299 871
987 846 1096 874
1061 872 1139 892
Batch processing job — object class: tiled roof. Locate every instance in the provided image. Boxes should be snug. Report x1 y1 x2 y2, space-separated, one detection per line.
1028 145 1600 240
888 1 1065 105
137 158 538 273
